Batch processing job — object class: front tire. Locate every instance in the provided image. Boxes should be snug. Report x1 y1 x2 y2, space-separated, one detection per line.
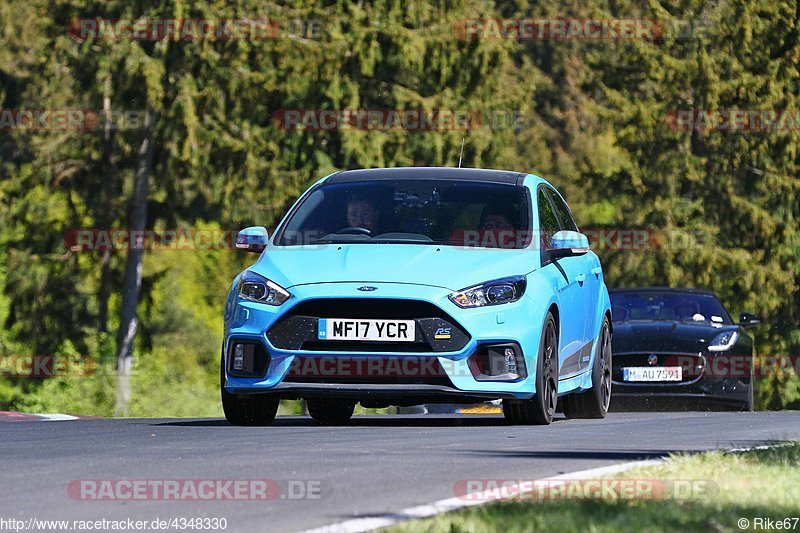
736 356 755 411
503 312 559 425
562 317 612 419
307 398 356 425
220 353 279 426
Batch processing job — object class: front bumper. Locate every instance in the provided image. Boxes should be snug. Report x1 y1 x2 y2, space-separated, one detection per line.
223 282 545 401
611 351 752 405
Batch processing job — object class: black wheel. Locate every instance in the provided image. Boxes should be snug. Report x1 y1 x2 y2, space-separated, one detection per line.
562 317 612 419
742 383 755 411
739 355 755 411
503 312 559 425
307 398 356 425
220 352 279 426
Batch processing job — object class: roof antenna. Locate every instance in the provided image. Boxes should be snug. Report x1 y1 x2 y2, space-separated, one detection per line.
458 137 465 168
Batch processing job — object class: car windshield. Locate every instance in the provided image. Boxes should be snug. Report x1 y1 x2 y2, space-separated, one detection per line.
275 179 531 248
610 291 733 325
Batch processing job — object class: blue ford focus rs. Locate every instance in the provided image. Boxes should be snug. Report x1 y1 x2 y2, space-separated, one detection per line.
222 167 612 425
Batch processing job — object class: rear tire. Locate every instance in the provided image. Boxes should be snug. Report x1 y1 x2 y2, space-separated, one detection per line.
220 352 279 426
562 317 612 419
307 398 356 425
503 312 559 425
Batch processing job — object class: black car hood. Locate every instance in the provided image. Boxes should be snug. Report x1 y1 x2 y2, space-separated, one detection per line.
612 321 736 353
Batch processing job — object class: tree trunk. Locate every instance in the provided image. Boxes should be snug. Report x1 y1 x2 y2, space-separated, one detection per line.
98 76 114 334
115 109 154 416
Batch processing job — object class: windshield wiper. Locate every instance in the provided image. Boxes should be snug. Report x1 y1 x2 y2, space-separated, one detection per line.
316 233 371 244
371 232 434 244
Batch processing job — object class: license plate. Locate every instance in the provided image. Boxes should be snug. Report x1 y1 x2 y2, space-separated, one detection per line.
317 319 415 342
622 366 683 382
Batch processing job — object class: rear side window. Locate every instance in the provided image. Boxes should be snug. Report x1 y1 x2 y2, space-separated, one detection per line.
546 188 578 232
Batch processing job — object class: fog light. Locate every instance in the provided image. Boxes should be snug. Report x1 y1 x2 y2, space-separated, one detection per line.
468 343 526 381
504 348 517 374
233 344 245 371
227 341 269 377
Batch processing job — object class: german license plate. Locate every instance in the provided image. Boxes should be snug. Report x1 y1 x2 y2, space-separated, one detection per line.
317 319 415 342
622 366 682 382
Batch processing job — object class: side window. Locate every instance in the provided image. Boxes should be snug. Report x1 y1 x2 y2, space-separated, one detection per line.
537 188 559 254
546 188 578 232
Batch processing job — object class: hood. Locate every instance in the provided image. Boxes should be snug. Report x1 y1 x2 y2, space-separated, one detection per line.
249 244 535 291
612 321 737 353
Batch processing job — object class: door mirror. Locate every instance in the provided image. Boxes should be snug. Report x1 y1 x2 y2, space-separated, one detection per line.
236 226 269 253
548 230 590 258
738 312 761 328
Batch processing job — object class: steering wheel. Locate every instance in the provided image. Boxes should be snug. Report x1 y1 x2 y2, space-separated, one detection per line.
337 227 372 236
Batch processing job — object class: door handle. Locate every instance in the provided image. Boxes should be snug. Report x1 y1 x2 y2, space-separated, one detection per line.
591 267 602 278
575 273 586 285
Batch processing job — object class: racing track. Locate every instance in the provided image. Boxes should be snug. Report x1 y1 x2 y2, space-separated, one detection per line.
2 411 800 532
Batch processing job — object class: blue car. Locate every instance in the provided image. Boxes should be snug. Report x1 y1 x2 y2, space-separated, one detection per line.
222 167 612 425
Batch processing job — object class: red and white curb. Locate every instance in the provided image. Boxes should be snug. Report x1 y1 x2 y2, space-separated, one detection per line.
0 411 79 422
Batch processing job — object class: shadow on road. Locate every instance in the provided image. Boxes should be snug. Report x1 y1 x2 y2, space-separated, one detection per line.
461 448 675 460
152 414 562 428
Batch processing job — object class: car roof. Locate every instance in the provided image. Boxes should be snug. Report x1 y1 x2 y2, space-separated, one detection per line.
609 287 719 297
325 167 527 186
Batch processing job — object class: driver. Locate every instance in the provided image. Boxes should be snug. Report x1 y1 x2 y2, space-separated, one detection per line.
674 300 701 321
477 203 518 248
479 204 517 230
346 197 379 233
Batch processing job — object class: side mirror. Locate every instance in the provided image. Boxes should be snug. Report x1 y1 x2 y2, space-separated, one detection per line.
548 230 590 258
739 312 761 328
236 226 269 253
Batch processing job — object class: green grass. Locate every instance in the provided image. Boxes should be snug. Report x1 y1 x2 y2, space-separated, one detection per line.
386 442 800 532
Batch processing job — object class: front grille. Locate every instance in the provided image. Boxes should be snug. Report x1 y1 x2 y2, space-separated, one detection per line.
267 298 470 353
284 298 451 319
613 353 703 384
282 355 454 386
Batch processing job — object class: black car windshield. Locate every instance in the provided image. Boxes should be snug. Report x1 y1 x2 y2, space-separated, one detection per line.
275 179 531 248
610 291 733 325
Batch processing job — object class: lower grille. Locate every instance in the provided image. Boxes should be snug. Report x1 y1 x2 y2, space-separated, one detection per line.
267 298 470 353
283 355 454 386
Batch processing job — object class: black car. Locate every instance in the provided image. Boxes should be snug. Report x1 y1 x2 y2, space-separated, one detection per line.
609 287 759 411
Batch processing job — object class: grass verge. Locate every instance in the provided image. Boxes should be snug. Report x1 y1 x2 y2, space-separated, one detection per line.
386 441 800 532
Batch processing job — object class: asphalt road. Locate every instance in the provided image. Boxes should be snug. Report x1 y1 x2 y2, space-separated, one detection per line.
2 412 800 532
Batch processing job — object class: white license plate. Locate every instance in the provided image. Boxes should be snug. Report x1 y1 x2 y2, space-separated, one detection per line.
317 319 415 342
622 366 683 382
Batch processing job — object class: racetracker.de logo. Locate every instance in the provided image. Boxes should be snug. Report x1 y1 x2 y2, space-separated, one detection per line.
0 355 96 378
64 229 238 251
68 479 323 501
271 109 527 131
453 478 717 501
68 18 280 41
0 109 145 131
454 18 712 41
666 109 800 131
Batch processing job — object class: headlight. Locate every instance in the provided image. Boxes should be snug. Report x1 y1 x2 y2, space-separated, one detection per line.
449 276 526 308
237 271 291 306
708 331 738 352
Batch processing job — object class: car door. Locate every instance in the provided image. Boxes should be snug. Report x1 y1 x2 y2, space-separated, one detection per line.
545 188 597 372
536 187 584 378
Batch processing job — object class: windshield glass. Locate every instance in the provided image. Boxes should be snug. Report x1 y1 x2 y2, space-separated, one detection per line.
275 179 531 248
610 291 733 325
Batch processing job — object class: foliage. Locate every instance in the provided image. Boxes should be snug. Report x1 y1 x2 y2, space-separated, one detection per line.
0 0 798 415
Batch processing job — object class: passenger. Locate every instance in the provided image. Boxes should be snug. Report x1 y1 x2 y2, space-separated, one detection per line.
346 197 379 233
